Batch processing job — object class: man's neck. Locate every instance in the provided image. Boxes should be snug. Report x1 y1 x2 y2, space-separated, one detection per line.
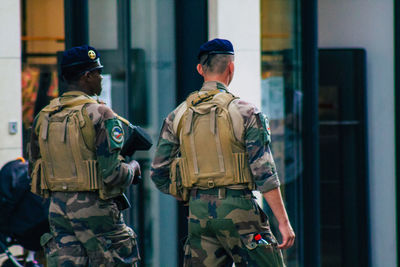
65 84 93 96
203 76 229 87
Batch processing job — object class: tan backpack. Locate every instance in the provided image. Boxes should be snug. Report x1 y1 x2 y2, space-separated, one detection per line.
169 90 253 200
31 95 100 198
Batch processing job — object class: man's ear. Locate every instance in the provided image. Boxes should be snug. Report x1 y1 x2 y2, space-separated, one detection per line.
228 61 234 75
78 72 90 84
85 71 94 79
196 64 204 76
226 61 235 85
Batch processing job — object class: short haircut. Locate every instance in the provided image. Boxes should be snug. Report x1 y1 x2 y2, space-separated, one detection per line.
199 54 234 74
63 72 83 84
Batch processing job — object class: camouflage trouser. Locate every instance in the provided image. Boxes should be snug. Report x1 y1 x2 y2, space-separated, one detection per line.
184 188 285 267
41 192 140 267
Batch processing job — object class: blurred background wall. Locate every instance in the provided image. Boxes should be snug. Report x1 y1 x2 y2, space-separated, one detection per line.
319 0 396 266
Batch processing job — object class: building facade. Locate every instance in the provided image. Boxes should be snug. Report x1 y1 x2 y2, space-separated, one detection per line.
0 0 397 266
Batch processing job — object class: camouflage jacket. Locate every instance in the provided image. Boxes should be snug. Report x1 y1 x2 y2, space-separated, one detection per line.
151 81 280 194
29 91 134 194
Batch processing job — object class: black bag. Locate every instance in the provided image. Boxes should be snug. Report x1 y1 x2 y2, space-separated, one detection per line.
0 159 49 251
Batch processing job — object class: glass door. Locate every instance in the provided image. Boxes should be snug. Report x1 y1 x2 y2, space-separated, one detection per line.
319 49 369 267
21 0 65 158
260 1 302 266
89 1 177 266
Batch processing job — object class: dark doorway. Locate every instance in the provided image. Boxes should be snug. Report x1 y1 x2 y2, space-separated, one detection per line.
175 1 208 266
318 49 369 267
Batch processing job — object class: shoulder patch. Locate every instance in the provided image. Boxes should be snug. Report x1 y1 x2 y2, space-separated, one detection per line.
105 118 124 151
111 125 124 143
255 113 271 144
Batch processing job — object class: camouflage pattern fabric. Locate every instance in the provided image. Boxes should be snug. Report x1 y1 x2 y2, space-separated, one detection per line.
29 91 139 266
151 81 284 266
42 192 139 267
184 189 284 267
85 98 135 190
151 81 280 194
29 91 135 189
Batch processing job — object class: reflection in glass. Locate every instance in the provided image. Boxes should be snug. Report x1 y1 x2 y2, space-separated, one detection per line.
261 0 302 266
21 0 65 158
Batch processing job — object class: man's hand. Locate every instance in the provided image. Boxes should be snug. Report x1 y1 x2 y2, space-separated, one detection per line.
278 221 295 249
263 187 295 249
129 160 141 184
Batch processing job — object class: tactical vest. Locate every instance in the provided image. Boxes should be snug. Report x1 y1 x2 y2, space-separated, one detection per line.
34 95 102 198
172 90 253 190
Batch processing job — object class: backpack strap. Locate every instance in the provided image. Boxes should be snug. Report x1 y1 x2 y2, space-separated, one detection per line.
173 102 187 135
41 96 98 113
228 101 245 142
209 106 225 173
183 108 199 174
210 106 216 134
189 129 199 175
59 116 67 143
40 113 50 140
184 108 194 135
188 89 221 107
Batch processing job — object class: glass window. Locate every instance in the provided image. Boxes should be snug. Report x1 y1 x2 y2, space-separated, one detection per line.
261 0 302 266
21 0 65 157
88 0 118 50
130 1 177 266
89 1 177 266
88 0 126 116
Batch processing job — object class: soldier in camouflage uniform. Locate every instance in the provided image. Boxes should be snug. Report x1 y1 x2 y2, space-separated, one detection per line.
29 45 141 266
151 39 295 266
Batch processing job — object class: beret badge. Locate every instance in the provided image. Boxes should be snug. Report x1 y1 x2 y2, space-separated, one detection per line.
88 50 96 60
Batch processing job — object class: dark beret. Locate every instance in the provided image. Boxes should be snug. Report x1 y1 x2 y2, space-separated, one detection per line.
61 45 103 77
197 38 234 60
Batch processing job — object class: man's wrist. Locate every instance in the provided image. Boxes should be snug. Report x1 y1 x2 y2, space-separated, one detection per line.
278 219 290 225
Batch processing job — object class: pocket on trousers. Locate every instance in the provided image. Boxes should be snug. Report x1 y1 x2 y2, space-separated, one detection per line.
103 227 140 264
40 232 59 266
98 198 122 225
239 232 284 267
240 232 267 250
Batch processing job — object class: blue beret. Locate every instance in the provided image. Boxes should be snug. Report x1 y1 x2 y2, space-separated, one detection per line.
61 45 103 76
198 38 234 60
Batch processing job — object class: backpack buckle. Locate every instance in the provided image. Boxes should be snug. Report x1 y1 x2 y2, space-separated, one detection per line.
218 188 226 199
207 179 215 188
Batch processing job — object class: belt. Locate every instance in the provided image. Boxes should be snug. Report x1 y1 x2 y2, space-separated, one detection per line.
191 187 253 199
